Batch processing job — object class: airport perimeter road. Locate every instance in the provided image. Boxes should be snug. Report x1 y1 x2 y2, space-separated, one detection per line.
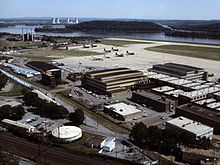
0 132 112 165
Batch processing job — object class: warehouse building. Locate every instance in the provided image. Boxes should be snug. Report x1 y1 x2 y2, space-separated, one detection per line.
104 102 142 121
131 90 178 112
166 116 213 140
82 68 144 96
149 63 208 81
27 61 61 85
176 103 220 134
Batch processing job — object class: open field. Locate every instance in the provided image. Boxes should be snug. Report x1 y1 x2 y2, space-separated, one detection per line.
12 54 56 62
101 39 153 46
25 48 102 57
0 40 47 49
146 45 220 61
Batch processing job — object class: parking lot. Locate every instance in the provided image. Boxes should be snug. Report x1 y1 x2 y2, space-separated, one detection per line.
18 112 66 132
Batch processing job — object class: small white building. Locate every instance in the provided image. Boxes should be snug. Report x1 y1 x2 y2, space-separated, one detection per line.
103 137 116 152
104 102 142 121
166 117 213 140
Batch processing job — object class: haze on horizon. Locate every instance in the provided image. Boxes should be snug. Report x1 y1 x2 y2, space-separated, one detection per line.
0 0 220 20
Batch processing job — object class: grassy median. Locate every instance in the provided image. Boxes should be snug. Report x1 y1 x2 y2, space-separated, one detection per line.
102 39 153 46
146 45 220 61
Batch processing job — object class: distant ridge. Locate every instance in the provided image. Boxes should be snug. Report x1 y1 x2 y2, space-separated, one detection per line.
66 20 166 32
35 20 166 33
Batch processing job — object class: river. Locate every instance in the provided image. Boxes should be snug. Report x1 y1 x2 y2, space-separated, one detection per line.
1 25 220 45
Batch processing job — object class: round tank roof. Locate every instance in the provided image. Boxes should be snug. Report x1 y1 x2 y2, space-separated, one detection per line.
52 126 82 140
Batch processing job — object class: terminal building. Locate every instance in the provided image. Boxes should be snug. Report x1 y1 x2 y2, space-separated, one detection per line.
104 102 142 121
149 63 208 81
176 103 220 134
131 90 178 112
166 117 213 140
82 68 144 97
27 61 61 85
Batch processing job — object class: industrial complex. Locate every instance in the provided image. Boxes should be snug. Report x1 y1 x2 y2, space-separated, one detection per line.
0 33 220 165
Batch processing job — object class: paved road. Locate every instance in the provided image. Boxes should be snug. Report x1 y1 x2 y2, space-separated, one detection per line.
0 132 112 165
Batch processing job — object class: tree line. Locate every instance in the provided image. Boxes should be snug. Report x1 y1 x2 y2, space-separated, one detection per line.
0 73 8 90
22 92 84 126
22 92 69 119
0 105 25 121
129 122 211 156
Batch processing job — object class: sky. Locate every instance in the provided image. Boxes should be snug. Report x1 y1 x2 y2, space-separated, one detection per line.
0 0 220 20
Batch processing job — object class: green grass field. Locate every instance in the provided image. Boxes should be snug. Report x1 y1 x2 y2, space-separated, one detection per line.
146 45 220 61
0 40 47 49
101 39 153 46
25 48 102 57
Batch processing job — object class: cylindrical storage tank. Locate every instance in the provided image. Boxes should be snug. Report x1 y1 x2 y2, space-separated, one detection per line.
52 126 82 143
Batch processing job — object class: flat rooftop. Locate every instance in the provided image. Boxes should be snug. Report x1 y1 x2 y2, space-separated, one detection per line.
166 116 213 135
134 90 168 102
105 102 142 117
86 67 129 75
95 70 142 80
213 92 220 97
26 61 60 72
143 72 158 76
160 76 179 82
206 102 220 109
147 73 170 79
195 98 216 105
180 87 220 99
164 89 184 97
178 103 220 123
191 84 210 90
152 86 174 93
165 63 204 72
182 82 201 88
167 79 192 85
